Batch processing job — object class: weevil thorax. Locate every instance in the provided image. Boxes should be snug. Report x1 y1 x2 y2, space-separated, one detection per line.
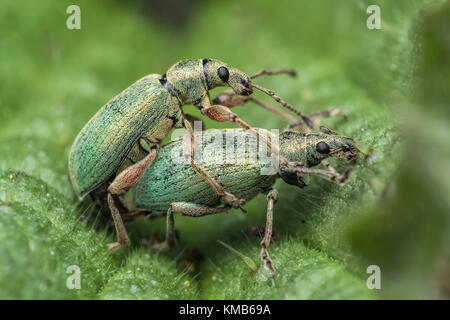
202 59 253 96
279 130 358 167
165 59 207 106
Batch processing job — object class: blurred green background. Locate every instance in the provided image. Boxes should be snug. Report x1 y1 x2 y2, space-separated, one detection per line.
0 0 448 299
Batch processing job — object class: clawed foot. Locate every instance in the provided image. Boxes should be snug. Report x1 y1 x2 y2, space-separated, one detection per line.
260 247 276 277
222 192 246 212
108 241 128 252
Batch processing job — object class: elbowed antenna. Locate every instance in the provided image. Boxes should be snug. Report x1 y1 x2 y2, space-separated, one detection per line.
251 83 314 129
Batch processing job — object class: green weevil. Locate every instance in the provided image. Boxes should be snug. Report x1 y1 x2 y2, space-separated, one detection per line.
129 122 358 275
68 59 313 251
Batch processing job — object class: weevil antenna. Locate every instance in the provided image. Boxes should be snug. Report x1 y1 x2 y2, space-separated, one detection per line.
250 69 297 79
251 83 314 129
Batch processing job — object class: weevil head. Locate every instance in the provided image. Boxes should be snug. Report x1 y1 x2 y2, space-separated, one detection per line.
203 59 253 96
279 130 358 167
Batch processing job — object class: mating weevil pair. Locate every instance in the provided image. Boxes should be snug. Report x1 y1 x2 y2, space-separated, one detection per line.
68 58 359 275
69 59 313 250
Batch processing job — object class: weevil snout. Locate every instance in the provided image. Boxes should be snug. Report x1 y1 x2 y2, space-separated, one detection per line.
342 143 358 161
330 140 358 162
240 79 253 96
229 73 252 96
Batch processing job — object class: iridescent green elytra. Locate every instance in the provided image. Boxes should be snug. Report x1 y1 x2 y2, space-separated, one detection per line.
69 74 181 198
133 127 358 274
68 59 311 251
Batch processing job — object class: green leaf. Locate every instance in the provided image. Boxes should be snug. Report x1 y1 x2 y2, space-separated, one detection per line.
99 250 198 300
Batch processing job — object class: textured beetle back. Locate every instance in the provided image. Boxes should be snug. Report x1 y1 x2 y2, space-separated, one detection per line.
68 74 180 198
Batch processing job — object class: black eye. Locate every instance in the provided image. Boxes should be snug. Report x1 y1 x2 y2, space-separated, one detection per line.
316 142 330 154
217 67 229 82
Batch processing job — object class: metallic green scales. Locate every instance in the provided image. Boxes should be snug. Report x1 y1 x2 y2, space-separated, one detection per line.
166 59 206 106
68 74 180 198
134 129 277 212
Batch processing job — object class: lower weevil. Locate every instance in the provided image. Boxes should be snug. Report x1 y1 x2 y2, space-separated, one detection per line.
128 121 358 276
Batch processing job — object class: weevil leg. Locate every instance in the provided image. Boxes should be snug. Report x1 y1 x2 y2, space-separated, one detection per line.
121 209 154 221
317 158 347 185
308 107 348 120
321 160 337 174
109 147 158 196
260 189 278 277
146 203 230 251
318 157 357 183
250 69 297 79
107 193 130 251
121 208 169 222
211 91 248 108
281 161 356 186
183 118 247 211
107 147 158 251
336 159 357 184
147 207 177 251
172 202 231 217
201 94 290 166
201 104 289 167
113 138 154 212
281 162 339 183
285 108 348 132
212 91 297 122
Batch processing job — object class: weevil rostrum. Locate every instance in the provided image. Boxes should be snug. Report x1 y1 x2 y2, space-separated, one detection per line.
68 59 314 251
126 120 358 275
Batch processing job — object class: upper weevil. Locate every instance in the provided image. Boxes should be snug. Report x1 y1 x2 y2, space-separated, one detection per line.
130 121 359 276
68 59 313 251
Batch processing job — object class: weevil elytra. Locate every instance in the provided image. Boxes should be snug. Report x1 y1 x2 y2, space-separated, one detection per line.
130 123 358 275
68 59 313 251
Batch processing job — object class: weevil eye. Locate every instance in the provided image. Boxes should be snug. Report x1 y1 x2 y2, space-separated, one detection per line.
316 141 330 154
218 67 229 82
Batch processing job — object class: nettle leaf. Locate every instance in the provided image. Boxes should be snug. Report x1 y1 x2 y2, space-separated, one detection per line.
0 0 446 299
0 172 113 299
200 240 374 299
0 172 196 299
99 250 198 300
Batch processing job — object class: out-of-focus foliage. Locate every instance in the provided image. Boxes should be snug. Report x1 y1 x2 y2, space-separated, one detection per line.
348 1 450 299
0 0 448 299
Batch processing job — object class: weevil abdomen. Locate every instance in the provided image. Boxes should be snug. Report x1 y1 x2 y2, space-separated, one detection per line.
68 74 181 198
134 129 277 212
